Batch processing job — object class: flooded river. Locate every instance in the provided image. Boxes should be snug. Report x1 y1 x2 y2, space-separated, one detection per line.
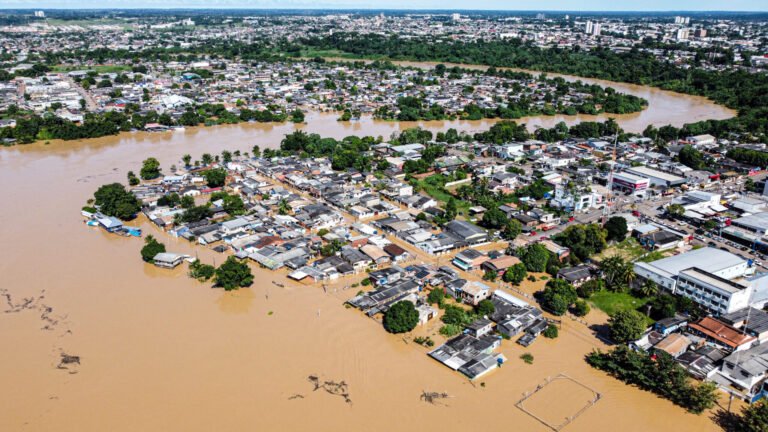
0 75 736 431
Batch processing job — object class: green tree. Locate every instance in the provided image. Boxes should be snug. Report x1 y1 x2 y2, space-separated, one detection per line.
140 157 161 180
182 154 192 167
157 193 181 207
502 263 528 284
214 256 253 291
445 198 458 221
222 194 246 215
608 310 647 343
188 260 215 281
441 304 473 326
320 239 344 257
203 168 227 188
439 324 462 337
221 150 232 164
573 300 590 317
482 269 498 282
678 145 706 170
554 223 607 261
383 301 419 333
666 204 685 217
278 199 291 215
140 235 166 263
481 207 508 229
543 324 559 338
93 183 141 220
518 243 550 272
638 279 658 298
539 278 577 316
290 109 305 123
475 299 495 316
738 399 768 432
503 218 523 240
127 170 140 186
180 195 195 209
576 278 604 298
604 216 628 242
427 288 445 306
587 346 717 413
602 256 636 292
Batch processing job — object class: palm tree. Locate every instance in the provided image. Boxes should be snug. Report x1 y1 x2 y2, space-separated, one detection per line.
277 199 291 215
621 263 637 290
602 255 635 292
638 279 658 298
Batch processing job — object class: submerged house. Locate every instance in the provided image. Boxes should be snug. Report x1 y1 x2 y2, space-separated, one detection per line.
428 334 504 380
152 252 184 269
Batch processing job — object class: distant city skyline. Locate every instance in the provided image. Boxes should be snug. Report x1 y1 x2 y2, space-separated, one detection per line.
2 0 767 12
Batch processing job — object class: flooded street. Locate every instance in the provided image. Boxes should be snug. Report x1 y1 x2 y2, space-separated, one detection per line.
0 84 734 431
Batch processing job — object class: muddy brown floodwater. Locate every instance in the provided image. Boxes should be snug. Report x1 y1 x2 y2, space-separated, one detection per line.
0 79 734 432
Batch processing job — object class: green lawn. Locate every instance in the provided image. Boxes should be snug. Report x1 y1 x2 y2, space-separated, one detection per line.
589 291 652 320
599 237 671 263
415 175 471 216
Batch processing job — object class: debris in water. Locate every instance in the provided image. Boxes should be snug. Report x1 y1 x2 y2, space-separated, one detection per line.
420 391 451 405
288 394 304 400
307 375 352 404
57 353 81 374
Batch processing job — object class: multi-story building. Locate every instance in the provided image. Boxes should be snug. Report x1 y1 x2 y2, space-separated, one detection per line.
635 247 768 315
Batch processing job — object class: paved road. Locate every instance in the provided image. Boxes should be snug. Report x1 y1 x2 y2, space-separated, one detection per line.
64 74 98 111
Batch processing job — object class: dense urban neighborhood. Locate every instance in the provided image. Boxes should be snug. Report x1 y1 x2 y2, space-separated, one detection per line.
3 8 768 432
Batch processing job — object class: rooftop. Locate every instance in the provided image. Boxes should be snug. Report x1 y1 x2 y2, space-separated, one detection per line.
638 247 745 279
679 267 748 294
688 317 755 349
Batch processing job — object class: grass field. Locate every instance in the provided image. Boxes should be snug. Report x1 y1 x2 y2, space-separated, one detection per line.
53 65 131 74
415 175 471 217
598 237 672 263
589 291 652 321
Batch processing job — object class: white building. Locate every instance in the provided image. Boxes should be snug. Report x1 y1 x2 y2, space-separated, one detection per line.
635 248 768 315
626 166 686 188
612 172 650 196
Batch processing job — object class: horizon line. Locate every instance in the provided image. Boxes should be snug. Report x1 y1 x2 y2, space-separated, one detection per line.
1 8 767 13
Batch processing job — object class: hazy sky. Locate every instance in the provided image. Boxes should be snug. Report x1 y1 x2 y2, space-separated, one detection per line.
3 0 767 11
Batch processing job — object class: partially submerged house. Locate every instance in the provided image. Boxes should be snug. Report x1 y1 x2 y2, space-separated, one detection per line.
428 334 504 380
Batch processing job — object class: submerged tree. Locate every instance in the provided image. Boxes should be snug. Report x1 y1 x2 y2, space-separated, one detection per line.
140 235 166 263
93 182 141 220
140 157 161 180
383 301 419 334
608 310 647 343
215 256 253 291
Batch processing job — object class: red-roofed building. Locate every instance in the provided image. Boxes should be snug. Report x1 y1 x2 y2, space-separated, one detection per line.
688 317 755 352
